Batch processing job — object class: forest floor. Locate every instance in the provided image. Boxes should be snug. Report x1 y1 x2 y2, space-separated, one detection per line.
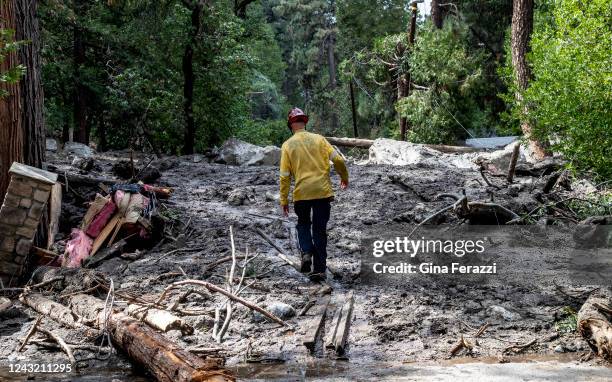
1 146 611 381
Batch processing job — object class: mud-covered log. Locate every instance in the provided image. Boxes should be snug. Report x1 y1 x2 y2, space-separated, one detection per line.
0 297 11 314
325 136 373 148
577 289 612 361
65 294 232 382
19 293 85 329
325 137 480 153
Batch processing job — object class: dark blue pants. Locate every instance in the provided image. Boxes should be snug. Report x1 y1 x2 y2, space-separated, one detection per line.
294 198 331 273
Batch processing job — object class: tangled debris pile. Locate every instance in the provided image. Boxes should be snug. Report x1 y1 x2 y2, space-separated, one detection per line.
1 138 611 381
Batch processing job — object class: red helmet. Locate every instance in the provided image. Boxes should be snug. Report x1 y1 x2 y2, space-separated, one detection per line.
287 107 309 128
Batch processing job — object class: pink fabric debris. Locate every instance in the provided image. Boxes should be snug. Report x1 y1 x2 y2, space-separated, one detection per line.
85 200 117 238
63 229 93 268
114 189 129 214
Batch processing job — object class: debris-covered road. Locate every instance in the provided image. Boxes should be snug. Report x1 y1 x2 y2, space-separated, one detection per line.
1 140 611 381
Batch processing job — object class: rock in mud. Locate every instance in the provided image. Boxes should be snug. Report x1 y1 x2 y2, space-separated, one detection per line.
474 142 524 173
112 160 161 182
46 138 58 152
252 302 296 322
265 191 279 202
227 188 255 206
216 138 280 166
367 138 476 169
139 166 161 183
489 305 521 321
71 156 95 171
64 142 95 158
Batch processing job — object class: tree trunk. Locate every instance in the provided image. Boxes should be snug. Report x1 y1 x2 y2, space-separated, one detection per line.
511 0 547 159
431 0 443 29
15 0 45 169
0 0 23 204
577 289 612 361
327 32 338 132
182 1 204 155
349 80 358 137
73 0 88 144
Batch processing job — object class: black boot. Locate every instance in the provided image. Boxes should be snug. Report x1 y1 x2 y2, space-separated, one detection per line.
300 252 313 273
308 271 326 283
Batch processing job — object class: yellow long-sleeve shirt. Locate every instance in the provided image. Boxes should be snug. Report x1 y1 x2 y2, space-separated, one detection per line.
279 130 349 206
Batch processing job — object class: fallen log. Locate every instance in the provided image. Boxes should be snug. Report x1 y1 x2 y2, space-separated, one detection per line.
324 137 480 153
126 304 194 335
65 294 233 382
325 137 373 148
0 297 11 314
55 172 117 187
19 293 86 329
577 289 612 361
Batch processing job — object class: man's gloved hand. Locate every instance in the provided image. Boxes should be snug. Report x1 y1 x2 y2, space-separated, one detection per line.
340 180 349 190
281 204 289 217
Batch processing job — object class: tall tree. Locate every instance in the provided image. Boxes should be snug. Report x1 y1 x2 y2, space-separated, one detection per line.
511 0 547 159
431 0 443 29
234 0 257 18
73 0 88 144
0 0 23 203
181 0 206 155
16 0 45 168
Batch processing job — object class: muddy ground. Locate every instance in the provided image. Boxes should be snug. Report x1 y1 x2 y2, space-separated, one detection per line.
1 147 611 381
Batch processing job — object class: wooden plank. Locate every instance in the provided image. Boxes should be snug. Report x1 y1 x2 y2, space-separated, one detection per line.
302 295 331 352
324 294 345 349
47 183 62 249
333 291 355 355
90 214 121 257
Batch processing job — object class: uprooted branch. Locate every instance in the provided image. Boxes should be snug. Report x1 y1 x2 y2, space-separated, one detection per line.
156 279 286 326
578 289 612 361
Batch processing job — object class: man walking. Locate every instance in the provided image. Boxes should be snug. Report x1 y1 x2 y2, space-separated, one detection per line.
279 108 349 282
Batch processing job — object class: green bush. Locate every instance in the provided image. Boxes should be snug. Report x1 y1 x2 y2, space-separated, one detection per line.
521 0 612 179
234 119 290 147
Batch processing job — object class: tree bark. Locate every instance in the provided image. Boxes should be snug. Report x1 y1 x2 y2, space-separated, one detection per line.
234 0 256 19
327 32 338 132
349 80 358 137
65 294 233 381
577 289 612 361
73 0 88 144
431 0 443 29
182 1 204 155
15 0 45 169
511 0 548 159
0 0 23 204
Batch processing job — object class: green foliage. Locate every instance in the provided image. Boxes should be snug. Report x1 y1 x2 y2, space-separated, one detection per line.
0 28 25 98
396 20 489 144
503 0 612 179
567 193 612 221
234 119 290 146
554 306 577 334
40 0 287 153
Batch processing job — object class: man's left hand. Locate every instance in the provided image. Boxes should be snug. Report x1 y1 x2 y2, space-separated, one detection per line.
281 204 289 217
340 180 349 190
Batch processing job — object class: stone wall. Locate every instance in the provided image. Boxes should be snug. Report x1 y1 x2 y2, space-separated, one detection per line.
0 163 57 286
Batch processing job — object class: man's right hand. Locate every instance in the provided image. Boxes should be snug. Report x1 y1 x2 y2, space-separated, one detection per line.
281 204 289 217
340 180 349 190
